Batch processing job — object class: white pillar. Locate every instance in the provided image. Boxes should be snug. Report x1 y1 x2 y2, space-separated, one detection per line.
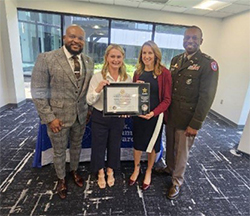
238 112 250 155
0 0 25 108
0 6 9 108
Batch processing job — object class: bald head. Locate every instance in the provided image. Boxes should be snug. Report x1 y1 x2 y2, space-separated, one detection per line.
66 25 85 35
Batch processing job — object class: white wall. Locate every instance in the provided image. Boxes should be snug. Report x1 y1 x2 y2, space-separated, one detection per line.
0 0 25 107
213 11 250 125
0 1 10 108
3 0 249 125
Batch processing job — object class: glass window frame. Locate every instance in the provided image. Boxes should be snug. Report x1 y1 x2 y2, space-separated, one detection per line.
17 8 189 73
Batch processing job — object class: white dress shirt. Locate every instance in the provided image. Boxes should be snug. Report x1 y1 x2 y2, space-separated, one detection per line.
87 72 132 111
63 46 83 76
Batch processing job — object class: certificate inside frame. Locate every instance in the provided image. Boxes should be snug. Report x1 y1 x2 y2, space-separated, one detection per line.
103 83 150 117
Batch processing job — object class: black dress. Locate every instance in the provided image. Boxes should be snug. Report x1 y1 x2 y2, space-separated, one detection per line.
133 71 163 153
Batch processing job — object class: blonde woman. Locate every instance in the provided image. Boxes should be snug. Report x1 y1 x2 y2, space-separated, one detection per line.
87 44 132 189
129 41 172 190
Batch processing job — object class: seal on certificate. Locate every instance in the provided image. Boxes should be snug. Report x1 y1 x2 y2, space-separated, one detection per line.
141 104 148 112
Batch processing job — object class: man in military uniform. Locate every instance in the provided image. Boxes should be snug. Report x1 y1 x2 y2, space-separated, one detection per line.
156 26 219 199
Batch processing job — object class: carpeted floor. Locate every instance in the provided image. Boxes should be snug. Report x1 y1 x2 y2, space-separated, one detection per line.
0 101 249 216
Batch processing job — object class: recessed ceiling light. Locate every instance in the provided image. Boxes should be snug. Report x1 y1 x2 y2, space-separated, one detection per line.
193 0 231 11
93 25 100 29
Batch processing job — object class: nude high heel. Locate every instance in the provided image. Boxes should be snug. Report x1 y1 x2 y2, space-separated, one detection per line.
97 173 106 189
107 171 115 187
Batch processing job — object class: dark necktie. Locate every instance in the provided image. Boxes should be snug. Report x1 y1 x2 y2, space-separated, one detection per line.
72 56 80 79
182 56 188 66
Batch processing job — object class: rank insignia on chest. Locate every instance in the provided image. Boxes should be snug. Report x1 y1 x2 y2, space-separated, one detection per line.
187 64 200 71
171 63 179 69
186 79 192 85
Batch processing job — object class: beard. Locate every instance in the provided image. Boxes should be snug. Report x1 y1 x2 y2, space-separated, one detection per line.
65 44 83 55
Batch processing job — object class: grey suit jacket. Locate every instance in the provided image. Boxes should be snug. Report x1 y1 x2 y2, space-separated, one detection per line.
31 47 94 127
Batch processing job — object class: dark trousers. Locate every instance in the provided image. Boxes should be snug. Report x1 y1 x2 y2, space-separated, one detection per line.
90 109 125 173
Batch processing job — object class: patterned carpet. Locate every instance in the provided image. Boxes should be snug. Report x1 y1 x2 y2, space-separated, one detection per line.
0 101 249 216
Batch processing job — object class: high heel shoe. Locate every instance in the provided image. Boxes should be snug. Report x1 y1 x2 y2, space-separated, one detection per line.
107 171 115 187
142 170 151 191
129 170 140 186
142 182 150 191
97 173 106 189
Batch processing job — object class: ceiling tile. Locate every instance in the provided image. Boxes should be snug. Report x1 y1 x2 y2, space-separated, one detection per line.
235 0 250 6
166 0 203 8
114 0 140 7
204 11 233 18
138 2 165 10
183 8 211 16
161 5 187 12
219 0 239 2
219 3 250 13
68 0 250 19
89 0 114 4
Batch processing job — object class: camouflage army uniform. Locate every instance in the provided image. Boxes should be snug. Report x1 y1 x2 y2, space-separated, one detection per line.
166 49 219 186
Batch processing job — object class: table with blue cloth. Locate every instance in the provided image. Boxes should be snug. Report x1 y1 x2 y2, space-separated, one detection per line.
32 118 162 167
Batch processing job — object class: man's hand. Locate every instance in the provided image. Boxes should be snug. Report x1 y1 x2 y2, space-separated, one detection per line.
184 126 198 137
48 119 64 133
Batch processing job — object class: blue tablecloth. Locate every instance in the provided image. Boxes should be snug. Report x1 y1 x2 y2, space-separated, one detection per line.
32 118 162 167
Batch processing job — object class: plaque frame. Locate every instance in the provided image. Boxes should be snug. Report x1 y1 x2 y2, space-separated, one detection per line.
103 83 150 117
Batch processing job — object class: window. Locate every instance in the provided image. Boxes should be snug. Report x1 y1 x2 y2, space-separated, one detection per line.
18 11 61 74
154 25 186 68
64 15 109 72
18 10 187 75
18 22 38 73
111 20 153 76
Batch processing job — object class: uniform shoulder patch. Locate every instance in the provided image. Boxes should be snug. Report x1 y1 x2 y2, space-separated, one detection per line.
211 61 218 72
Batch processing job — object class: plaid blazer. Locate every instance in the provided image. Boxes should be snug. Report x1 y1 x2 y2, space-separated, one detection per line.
31 47 94 126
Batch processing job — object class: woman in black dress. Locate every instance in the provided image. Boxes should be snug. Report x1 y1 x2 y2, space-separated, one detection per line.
129 41 172 190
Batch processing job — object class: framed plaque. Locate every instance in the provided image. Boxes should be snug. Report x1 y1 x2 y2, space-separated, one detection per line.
103 83 150 117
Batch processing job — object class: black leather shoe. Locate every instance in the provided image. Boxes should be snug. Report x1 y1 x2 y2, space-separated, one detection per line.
167 184 180 200
70 170 84 187
57 178 67 199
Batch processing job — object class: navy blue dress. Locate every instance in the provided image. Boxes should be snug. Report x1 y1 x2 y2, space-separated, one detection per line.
133 71 162 153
